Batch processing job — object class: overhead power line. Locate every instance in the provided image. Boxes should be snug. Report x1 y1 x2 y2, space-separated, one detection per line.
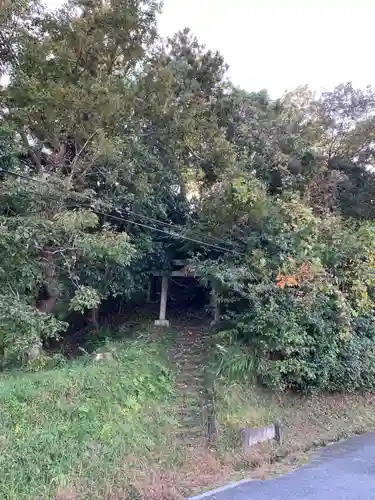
124 208 234 247
0 168 243 255
0 168 237 248
94 210 241 254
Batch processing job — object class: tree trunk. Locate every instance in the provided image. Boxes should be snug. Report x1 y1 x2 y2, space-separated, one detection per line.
36 249 59 313
20 130 42 174
89 306 99 334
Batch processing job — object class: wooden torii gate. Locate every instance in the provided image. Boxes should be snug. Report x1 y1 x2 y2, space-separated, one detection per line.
150 260 220 327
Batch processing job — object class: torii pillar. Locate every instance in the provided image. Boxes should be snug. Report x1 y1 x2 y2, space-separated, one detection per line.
154 275 170 327
210 279 220 326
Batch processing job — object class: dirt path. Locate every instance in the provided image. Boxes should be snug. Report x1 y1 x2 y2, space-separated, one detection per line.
169 322 213 448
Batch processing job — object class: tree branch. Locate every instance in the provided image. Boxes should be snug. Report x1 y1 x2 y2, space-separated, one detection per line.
67 129 100 188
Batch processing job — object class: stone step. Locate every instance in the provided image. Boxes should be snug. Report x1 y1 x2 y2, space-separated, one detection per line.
181 376 205 385
170 325 213 445
176 366 203 373
173 426 205 437
172 355 204 362
173 355 203 362
176 377 203 385
177 403 204 413
177 400 202 407
176 377 204 385
177 371 203 376
174 353 204 360
178 418 204 428
176 384 205 393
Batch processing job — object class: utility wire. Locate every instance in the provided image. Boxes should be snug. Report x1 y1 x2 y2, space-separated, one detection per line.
0 168 237 249
0 169 46 183
94 211 241 255
125 208 234 247
0 168 243 255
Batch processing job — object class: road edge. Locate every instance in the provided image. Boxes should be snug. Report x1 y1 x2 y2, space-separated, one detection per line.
188 479 252 500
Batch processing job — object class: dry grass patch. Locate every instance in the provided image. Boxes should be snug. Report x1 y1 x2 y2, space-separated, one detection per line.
55 487 78 500
77 446 232 500
214 380 375 483
86 383 375 500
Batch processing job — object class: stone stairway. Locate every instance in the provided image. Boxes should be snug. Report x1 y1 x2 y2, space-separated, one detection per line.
170 323 215 447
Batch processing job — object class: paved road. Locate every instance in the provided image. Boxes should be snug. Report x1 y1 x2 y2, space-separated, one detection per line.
189 433 375 500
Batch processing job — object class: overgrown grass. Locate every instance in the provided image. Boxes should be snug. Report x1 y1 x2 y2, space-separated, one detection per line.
3 324 375 500
0 335 178 500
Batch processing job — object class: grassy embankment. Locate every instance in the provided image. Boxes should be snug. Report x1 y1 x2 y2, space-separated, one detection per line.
1 326 375 499
0 333 180 500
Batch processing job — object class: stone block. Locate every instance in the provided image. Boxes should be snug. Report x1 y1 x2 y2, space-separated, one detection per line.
241 422 283 451
154 319 170 327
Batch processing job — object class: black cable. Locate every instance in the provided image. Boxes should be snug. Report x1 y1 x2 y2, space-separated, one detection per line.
0 168 243 255
125 208 234 247
0 168 236 247
94 210 241 255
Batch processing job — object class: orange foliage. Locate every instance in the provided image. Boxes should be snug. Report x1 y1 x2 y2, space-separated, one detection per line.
276 262 316 289
276 274 298 289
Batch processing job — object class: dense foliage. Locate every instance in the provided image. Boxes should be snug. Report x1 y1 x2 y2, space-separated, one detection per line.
1 0 375 391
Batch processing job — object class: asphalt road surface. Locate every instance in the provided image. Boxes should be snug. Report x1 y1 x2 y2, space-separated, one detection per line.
189 433 375 500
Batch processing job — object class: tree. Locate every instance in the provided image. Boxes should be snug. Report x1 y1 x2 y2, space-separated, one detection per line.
0 1 236 365
193 84 375 392
0 0 163 365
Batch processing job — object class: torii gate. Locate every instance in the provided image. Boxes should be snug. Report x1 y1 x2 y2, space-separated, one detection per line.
149 260 220 327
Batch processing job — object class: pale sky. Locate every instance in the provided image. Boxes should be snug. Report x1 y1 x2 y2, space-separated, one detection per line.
47 0 375 97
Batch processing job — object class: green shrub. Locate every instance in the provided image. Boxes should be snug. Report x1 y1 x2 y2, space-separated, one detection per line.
216 285 375 393
0 295 67 369
209 212 375 393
